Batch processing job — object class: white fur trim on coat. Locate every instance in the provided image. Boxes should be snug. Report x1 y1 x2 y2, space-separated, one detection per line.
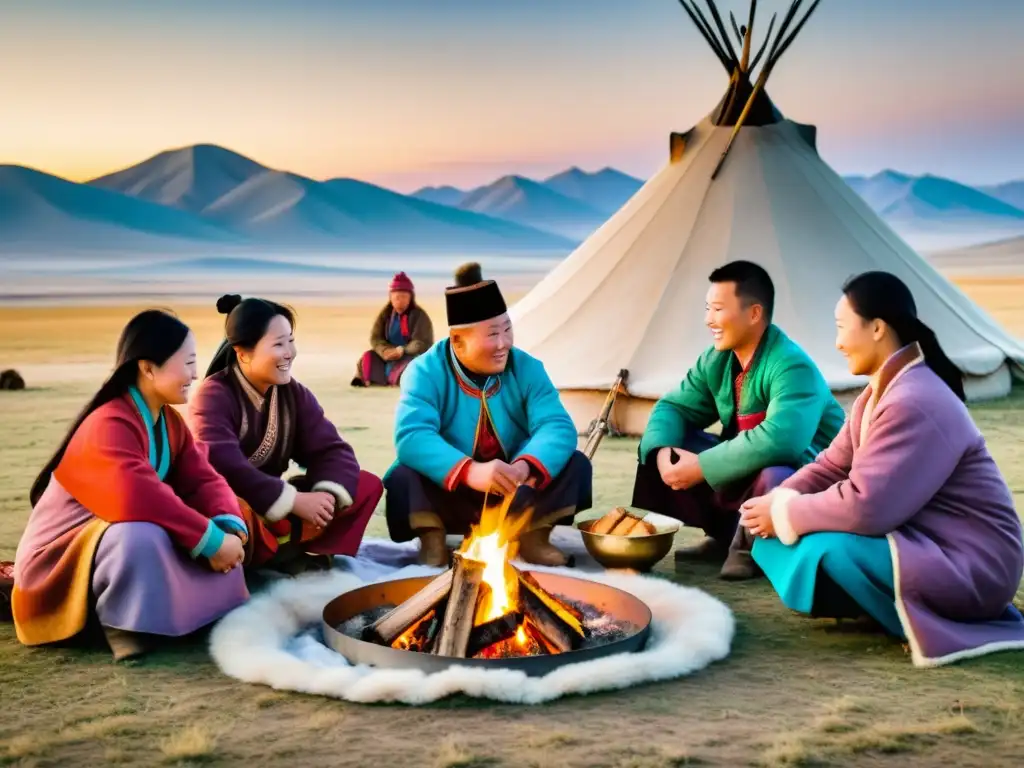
264 482 298 523
770 488 801 546
312 480 354 509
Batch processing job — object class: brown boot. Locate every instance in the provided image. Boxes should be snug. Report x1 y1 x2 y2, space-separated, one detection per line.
518 527 569 567
417 528 449 567
103 626 148 662
674 536 727 565
719 549 761 580
719 526 761 581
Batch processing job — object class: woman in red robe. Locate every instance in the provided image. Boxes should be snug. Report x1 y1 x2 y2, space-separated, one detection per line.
12 310 251 661
189 295 383 574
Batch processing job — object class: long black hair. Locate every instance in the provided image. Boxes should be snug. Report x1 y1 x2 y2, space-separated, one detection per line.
842 271 966 402
205 294 296 378
30 309 191 506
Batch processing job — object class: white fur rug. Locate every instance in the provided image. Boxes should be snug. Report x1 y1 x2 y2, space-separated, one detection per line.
208 538 735 705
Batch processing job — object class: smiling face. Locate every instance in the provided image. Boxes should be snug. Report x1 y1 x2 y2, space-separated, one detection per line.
451 314 513 375
140 331 198 406
704 281 763 352
390 290 412 314
236 314 296 391
835 294 890 376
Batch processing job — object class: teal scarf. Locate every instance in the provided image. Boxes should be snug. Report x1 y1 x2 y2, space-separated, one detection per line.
128 386 170 481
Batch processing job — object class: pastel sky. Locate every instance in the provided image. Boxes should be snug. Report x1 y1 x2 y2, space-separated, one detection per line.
2 0 1023 191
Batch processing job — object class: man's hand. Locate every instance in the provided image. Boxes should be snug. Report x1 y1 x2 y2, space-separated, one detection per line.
508 460 531 486
464 460 520 496
656 447 704 491
381 347 401 362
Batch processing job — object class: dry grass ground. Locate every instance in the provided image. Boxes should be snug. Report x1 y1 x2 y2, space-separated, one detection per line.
1 279 1023 767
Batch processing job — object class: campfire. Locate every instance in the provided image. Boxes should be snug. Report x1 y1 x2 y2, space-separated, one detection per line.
360 495 590 659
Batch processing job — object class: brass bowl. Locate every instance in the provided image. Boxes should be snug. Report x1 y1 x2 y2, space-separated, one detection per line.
576 510 681 572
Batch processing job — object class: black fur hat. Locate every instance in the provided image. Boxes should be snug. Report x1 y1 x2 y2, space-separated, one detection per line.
445 262 507 327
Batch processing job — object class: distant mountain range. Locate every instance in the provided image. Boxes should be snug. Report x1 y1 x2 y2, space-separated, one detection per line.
843 170 1024 248
2 142 1023 258
0 145 575 256
411 167 643 239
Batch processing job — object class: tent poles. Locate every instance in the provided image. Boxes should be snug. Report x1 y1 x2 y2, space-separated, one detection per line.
703 1 742 67
729 13 744 51
740 0 758 70
677 1 734 72
747 13 776 72
709 0 822 181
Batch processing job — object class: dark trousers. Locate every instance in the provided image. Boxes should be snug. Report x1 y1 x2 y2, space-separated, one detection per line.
630 432 794 548
384 451 593 543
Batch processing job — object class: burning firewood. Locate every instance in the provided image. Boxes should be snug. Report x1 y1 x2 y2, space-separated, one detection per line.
432 553 486 658
523 617 560 655
467 610 523 658
391 607 442 652
515 568 588 653
363 568 454 646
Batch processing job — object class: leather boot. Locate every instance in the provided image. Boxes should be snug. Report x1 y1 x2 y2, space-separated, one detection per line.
417 528 449 567
719 525 762 581
518 526 569 567
103 626 148 662
673 536 727 566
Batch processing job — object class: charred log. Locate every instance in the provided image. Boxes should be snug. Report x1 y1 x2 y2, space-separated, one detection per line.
432 554 486 658
363 568 453 645
516 569 588 653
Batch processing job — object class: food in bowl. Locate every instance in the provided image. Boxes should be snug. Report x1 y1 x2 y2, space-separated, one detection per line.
589 507 656 536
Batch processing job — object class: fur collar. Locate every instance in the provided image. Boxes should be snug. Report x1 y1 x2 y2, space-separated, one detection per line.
870 342 926 405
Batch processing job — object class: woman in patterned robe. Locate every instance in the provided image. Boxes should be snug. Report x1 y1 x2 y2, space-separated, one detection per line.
189 295 383 573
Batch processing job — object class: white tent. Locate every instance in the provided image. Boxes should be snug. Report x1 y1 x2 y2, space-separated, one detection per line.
510 0 1024 435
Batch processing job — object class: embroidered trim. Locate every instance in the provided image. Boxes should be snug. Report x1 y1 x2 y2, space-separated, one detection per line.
447 342 503 400
233 366 265 410
234 367 279 468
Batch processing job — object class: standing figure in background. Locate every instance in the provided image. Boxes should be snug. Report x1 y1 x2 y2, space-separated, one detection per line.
190 295 383 575
384 262 592 567
12 310 250 661
631 261 845 580
744 271 1024 667
351 272 434 387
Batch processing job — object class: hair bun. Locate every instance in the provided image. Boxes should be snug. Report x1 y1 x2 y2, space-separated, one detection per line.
454 262 483 287
216 294 242 315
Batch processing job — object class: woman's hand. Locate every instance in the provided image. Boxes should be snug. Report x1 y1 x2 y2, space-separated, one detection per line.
293 491 336 528
208 534 245 573
739 494 776 538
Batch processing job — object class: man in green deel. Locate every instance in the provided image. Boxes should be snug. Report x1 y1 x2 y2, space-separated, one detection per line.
631 261 846 580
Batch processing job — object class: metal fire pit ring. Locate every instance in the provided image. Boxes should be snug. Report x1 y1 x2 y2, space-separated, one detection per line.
321 571 652 677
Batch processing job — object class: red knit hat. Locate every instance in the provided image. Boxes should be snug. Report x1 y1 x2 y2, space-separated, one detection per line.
389 272 414 293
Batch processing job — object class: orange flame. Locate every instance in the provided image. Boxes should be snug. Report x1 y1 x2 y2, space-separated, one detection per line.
459 489 532 623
